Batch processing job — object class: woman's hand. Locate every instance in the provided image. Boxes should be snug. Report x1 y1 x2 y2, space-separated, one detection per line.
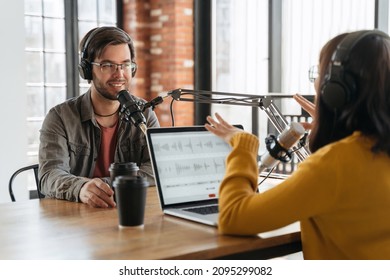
293 94 315 130
205 113 243 143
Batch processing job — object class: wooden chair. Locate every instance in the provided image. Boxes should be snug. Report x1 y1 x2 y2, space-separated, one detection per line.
8 164 44 202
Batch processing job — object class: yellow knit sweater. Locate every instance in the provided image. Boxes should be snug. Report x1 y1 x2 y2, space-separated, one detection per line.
218 131 390 259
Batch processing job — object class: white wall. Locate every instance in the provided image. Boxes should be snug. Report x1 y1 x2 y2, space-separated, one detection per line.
0 2 28 203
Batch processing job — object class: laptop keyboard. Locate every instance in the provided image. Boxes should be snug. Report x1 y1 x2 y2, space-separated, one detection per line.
183 205 219 215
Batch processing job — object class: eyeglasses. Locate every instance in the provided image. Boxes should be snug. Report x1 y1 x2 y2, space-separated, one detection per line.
308 65 319 83
91 61 137 75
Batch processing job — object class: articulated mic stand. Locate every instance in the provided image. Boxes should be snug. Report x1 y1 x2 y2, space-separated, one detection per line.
143 88 311 163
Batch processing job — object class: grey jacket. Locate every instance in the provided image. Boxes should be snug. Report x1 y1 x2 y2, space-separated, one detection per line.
38 90 160 202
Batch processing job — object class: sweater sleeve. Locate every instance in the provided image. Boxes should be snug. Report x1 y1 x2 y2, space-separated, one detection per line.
218 132 261 234
218 132 340 235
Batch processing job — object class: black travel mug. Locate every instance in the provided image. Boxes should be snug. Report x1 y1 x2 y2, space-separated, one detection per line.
113 175 148 228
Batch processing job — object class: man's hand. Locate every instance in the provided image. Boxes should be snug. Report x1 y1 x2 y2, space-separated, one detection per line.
79 178 116 208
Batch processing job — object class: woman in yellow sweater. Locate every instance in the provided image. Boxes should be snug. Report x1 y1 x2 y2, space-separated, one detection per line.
205 30 390 259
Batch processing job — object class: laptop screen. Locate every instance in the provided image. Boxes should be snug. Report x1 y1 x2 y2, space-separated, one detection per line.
147 126 238 206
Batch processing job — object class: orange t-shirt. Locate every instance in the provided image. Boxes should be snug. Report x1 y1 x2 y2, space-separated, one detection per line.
93 121 119 178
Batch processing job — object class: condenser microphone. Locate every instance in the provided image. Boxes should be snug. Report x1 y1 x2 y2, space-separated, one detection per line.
258 122 305 173
117 90 147 135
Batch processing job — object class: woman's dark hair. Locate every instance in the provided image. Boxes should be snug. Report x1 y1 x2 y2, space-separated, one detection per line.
309 31 390 156
79 26 136 63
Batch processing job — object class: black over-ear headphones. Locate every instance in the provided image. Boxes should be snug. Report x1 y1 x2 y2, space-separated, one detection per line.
78 27 137 80
78 27 101 80
321 29 389 110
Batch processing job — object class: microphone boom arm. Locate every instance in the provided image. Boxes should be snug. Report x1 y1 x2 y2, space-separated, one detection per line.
153 88 311 162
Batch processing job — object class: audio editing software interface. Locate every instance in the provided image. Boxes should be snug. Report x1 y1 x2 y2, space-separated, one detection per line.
150 130 232 205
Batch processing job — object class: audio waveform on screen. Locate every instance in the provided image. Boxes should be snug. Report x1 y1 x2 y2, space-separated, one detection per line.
153 138 229 155
157 158 226 178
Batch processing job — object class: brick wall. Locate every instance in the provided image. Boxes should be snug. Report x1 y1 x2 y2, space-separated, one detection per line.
122 0 194 127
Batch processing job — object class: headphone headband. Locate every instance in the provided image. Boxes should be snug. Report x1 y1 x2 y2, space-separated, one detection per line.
321 29 389 110
80 27 103 61
332 30 388 65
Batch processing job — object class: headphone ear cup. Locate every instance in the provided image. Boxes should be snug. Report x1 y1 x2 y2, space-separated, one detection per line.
78 59 92 80
321 70 356 110
321 81 348 110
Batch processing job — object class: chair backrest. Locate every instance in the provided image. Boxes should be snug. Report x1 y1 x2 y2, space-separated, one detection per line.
8 164 44 202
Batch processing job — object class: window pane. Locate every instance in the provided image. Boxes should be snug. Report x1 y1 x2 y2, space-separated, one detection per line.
79 78 90 90
25 16 43 49
27 120 42 157
26 86 45 118
44 53 66 83
282 0 375 95
46 86 66 111
25 0 42 15
43 0 64 17
79 84 90 95
213 0 269 134
44 18 65 51
98 0 116 23
79 21 100 44
26 51 44 83
78 0 98 21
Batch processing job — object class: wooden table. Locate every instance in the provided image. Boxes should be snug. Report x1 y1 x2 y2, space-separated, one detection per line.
0 187 301 260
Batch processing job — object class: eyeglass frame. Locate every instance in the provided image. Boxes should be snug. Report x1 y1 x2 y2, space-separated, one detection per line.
90 61 137 75
308 65 319 83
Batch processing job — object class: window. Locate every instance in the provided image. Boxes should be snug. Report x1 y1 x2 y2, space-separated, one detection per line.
24 0 117 167
212 0 268 134
24 0 66 164
282 0 375 95
212 0 377 173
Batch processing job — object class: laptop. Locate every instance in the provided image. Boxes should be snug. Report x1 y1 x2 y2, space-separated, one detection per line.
146 125 242 226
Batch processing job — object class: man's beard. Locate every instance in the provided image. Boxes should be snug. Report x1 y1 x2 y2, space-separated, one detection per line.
96 88 118 101
94 80 128 101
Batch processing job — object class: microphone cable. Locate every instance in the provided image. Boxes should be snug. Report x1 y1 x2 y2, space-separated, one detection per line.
170 98 175 126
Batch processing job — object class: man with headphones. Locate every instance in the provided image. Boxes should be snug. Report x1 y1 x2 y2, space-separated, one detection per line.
38 26 160 208
204 30 390 259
